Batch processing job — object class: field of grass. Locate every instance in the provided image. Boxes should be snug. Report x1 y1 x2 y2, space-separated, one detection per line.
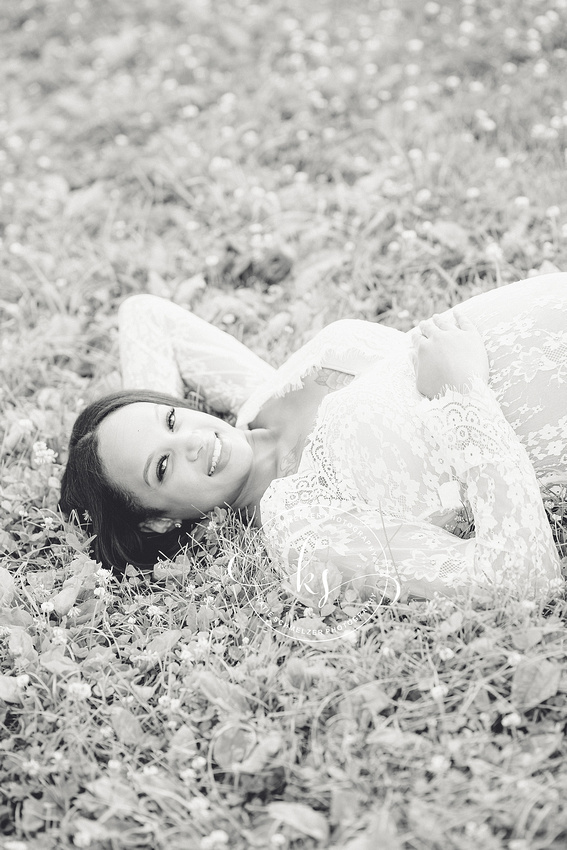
2 0 567 847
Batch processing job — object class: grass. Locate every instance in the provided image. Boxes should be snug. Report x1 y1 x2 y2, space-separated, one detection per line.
1 0 567 847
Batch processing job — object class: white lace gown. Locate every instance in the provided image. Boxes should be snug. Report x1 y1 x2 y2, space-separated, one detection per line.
119 273 567 603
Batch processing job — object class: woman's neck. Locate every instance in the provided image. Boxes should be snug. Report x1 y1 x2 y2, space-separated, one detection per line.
233 427 278 518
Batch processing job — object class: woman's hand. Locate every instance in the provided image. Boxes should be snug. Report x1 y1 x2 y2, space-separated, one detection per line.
413 311 489 399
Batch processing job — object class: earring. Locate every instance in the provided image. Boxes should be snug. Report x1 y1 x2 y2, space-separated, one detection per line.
174 522 182 529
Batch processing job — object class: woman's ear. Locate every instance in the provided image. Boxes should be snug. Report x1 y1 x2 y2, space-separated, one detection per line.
139 516 179 534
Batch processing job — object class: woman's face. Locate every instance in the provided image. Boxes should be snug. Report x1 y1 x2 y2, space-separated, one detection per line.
96 402 254 521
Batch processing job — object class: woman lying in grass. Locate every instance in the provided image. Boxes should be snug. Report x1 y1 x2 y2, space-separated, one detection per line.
60 273 567 606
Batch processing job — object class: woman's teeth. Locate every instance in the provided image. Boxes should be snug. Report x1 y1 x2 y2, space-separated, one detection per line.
209 435 222 476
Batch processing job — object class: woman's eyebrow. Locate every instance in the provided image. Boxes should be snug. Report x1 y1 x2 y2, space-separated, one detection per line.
143 454 153 487
142 405 161 486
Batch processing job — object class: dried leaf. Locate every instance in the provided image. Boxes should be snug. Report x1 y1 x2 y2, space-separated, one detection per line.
3 419 34 452
429 220 469 254
147 270 172 298
237 730 282 774
0 531 17 555
145 629 183 659
511 657 561 710
213 722 256 770
330 787 359 828
174 273 207 306
292 250 345 296
64 182 106 218
82 646 116 670
194 670 250 714
336 807 402 850
0 674 22 703
268 802 329 842
342 682 391 718
438 610 463 637
110 706 145 745
50 577 82 616
8 626 37 664
40 646 80 675
129 683 156 701
167 724 199 765
512 627 544 651
86 775 139 812
0 566 15 605
20 797 50 834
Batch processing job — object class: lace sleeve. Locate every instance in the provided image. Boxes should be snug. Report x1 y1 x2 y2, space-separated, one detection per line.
260 377 563 606
118 294 275 414
419 375 562 595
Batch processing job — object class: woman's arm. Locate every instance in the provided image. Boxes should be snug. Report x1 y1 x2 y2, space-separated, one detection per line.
118 294 275 414
260 314 562 605
261 402 562 606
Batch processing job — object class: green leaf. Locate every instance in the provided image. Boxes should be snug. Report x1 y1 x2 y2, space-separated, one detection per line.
8 625 37 664
40 646 80 675
145 629 183 658
268 801 329 842
0 566 15 605
0 674 22 703
194 670 250 714
167 724 198 766
511 657 561 710
110 706 145 745
511 627 544 650
212 722 256 770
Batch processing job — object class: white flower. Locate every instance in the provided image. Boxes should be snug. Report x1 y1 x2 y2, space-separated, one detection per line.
429 754 450 773
52 627 68 645
67 681 92 700
407 38 424 53
437 646 454 661
485 242 504 262
430 684 448 700
142 764 159 776
32 441 58 465
95 568 111 585
202 830 229 849
187 796 211 816
495 156 511 169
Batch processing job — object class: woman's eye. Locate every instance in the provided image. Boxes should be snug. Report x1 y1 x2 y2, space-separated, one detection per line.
157 455 168 482
167 407 176 431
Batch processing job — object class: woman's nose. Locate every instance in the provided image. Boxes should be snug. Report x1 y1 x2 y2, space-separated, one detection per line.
180 430 206 463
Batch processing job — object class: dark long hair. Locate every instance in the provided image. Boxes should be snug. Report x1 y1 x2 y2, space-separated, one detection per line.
59 390 212 574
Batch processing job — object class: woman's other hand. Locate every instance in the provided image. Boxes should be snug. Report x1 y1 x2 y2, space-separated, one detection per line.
413 311 489 399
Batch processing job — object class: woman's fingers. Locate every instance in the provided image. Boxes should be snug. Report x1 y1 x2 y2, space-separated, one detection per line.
420 311 479 336
432 312 457 329
453 309 476 331
419 313 456 337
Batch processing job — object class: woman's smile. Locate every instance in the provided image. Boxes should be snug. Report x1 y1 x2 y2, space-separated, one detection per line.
208 433 222 476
